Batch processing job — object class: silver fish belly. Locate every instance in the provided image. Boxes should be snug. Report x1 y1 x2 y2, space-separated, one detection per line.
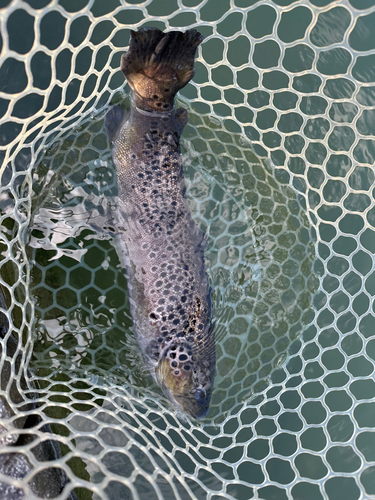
106 28 215 418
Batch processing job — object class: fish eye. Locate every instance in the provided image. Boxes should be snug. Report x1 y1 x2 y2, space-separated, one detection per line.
194 388 206 401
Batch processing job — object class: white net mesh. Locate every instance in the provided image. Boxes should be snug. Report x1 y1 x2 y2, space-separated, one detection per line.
1 0 375 498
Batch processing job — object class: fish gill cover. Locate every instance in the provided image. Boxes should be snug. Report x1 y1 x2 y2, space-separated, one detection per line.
0 1 374 499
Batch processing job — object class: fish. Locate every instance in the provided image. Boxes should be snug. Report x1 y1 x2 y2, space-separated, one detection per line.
106 28 215 419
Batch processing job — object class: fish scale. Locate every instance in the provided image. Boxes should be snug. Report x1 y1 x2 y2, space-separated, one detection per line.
107 28 215 419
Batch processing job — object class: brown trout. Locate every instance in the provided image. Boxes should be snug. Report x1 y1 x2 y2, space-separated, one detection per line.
106 28 215 418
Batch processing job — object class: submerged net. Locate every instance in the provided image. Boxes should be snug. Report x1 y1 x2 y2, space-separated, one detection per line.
0 0 375 498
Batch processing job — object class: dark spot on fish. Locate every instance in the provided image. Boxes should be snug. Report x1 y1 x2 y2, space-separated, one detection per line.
179 347 184 352
156 102 162 107
149 312 158 320
164 88 169 92
184 365 190 371
179 354 187 361
171 361 177 367
174 370 179 375
163 104 169 109
153 95 158 99
171 345 176 351
141 267 146 274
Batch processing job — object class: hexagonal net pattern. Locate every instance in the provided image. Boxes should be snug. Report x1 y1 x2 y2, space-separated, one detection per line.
0 0 374 499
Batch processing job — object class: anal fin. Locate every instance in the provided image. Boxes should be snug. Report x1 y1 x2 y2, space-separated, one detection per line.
105 105 127 143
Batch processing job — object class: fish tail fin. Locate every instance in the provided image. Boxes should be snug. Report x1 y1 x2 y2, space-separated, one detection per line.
121 28 203 111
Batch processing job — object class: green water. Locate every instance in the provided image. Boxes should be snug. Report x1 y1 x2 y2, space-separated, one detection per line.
30 95 317 423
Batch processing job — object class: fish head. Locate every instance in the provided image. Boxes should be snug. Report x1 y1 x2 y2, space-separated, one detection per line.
156 339 215 419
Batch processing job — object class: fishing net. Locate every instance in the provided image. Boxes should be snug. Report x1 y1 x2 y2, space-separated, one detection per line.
0 0 374 498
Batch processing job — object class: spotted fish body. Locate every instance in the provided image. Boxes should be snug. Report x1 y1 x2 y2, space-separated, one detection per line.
107 28 215 418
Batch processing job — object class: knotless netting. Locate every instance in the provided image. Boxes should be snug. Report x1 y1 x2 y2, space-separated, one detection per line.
0 0 375 498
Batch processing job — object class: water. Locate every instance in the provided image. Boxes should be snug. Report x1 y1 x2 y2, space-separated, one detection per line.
29 95 317 426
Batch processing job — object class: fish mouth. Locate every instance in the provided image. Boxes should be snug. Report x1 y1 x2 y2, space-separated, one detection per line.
157 355 211 419
161 383 210 419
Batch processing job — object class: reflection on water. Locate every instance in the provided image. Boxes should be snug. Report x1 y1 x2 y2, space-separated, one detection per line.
29 95 317 423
